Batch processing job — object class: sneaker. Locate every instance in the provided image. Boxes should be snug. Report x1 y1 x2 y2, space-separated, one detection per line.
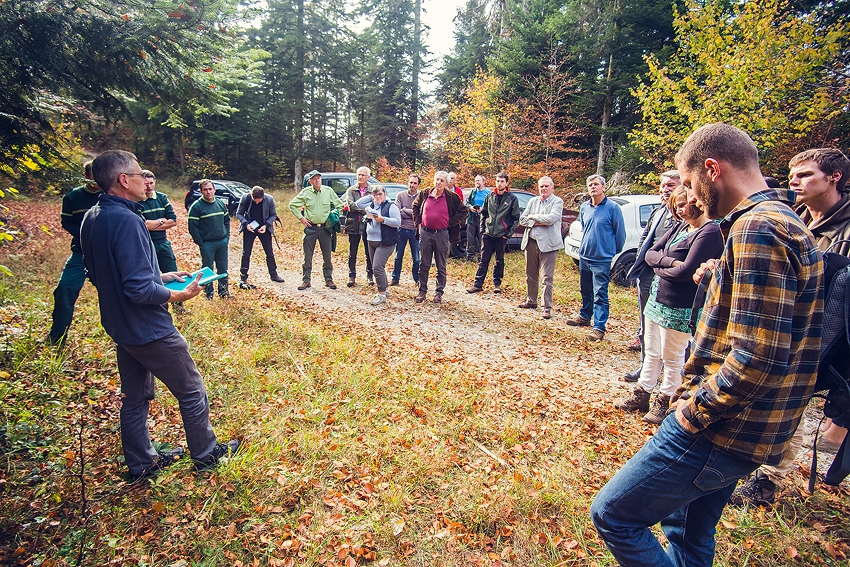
325 280 337 289
389 280 400 287
298 282 311 290
347 277 356 287
371 294 386 306
642 394 671 424
517 301 538 309
128 447 185 482
587 328 605 341
628 338 641 351
493 284 501 294
467 286 483 294
815 433 844 453
433 292 443 304
613 386 651 412
194 440 241 471
622 367 642 383
729 470 776 507
415 292 426 303
270 274 285 283
541 308 552 320
238 281 256 290
566 316 591 327
367 275 375 286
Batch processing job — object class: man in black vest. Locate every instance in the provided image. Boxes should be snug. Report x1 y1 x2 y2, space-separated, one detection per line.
236 186 284 288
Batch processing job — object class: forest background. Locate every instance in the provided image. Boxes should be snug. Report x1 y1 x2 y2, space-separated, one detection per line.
2 0 849 202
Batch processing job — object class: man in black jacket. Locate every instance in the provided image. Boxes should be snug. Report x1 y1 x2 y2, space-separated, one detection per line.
467 171 520 294
236 186 283 288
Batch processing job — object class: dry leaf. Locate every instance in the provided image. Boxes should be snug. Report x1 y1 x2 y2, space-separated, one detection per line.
785 546 798 559
391 517 405 537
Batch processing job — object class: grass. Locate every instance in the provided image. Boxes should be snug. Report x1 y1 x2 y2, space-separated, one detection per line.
0 187 848 566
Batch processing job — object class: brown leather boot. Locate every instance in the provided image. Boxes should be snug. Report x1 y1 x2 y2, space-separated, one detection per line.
613 386 651 412
642 394 671 424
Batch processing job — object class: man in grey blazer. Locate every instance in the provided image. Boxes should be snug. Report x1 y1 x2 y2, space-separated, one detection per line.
518 176 565 320
623 171 680 380
237 186 284 288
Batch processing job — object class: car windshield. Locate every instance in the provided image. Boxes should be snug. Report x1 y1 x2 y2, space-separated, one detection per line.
514 192 533 209
222 181 250 196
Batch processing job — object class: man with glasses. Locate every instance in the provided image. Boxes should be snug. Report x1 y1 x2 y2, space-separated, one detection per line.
187 179 231 299
390 174 422 286
45 161 101 346
80 150 240 480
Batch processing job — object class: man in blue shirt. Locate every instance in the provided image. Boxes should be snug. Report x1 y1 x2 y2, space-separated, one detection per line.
566 174 625 341
80 150 239 481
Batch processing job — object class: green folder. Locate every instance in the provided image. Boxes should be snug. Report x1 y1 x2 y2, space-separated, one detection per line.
164 267 227 291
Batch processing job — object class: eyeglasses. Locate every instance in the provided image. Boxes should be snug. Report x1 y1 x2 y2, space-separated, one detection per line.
121 172 146 178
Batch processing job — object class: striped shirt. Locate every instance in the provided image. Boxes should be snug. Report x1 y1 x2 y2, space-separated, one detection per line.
139 191 177 242
60 185 102 251
678 188 823 466
187 197 230 244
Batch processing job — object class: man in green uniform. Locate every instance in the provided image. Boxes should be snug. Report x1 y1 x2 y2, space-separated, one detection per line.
187 179 230 299
289 170 344 290
46 161 101 345
139 170 178 272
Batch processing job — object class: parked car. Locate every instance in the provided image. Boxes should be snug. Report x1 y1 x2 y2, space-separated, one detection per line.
302 171 380 196
454 189 579 257
184 179 252 216
563 194 662 287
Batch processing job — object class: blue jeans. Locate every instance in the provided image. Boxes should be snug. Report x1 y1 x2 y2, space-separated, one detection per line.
591 416 758 567
392 228 420 283
579 258 611 332
49 251 87 341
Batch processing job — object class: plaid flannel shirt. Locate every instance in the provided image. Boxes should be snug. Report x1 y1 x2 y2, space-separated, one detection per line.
677 188 823 466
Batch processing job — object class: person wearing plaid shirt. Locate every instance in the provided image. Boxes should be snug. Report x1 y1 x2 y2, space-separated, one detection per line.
591 123 824 567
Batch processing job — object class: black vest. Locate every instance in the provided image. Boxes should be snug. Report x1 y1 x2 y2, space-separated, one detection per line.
376 200 399 247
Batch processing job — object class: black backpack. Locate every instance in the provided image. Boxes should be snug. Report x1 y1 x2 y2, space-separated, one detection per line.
809 251 850 489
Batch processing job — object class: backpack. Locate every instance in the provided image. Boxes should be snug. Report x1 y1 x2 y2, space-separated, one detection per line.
809 251 850 489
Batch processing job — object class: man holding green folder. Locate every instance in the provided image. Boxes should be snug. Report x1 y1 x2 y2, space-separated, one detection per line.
80 150 240 481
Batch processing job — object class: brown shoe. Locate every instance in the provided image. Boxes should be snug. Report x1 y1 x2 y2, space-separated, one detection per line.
566 316 591 327
433 292 443 304
517 300 538 309
628 338 641 351
587 328 605 341
541 308 552 319
347 277 356 287
613 386 651 412
467 286 483 294
415 291 426 303
325 280 337 289
643 394 672 424
297 282 311 291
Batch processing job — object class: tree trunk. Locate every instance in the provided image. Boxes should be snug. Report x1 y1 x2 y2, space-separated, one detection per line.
412 0 421 168
597 53 613 177
293 0 305 190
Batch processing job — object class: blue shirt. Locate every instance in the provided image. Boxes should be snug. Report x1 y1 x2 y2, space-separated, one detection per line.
80 194 175 345
578 196 626 262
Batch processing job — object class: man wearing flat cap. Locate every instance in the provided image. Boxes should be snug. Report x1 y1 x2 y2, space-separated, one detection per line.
289 171 344 290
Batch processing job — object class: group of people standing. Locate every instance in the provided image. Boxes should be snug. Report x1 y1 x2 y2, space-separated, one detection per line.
288 168 569 314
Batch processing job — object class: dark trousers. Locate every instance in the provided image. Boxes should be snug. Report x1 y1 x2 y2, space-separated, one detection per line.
466 219 482 260
153 239 178 273
240 230 277 281
303 225 333 283
473 234 506 288
116 331 218 476
347 224 373 279
199 238 229 298
49 251 87 341
418 229 449 293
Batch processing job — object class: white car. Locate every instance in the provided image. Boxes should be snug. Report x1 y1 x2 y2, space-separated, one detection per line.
564 194 663 287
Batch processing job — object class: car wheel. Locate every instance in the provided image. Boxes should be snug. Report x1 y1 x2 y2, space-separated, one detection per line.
611 251 637 287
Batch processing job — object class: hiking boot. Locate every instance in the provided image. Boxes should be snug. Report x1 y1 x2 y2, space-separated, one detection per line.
367 274 375 286
587 328 605 341
493 284 501 294
467 286 483 294
389 280 400 287
729 470 776 507
415 291 426 303
194 440 242 471
566 316 591 327
238 281 256 290
518 300 538 309
347 277 356 287
270 274 285 283
298 282 311 290
642 394 671 424
128 447 185 483
371 293 386 306
541 308 552 320
433 292 443 304
325 280 337 290
628 338 641 351
614 386 651 412
622 366 642 383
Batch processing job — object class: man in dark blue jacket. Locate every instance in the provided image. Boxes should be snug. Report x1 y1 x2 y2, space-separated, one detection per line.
236 186 284 288
80 149 239 481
